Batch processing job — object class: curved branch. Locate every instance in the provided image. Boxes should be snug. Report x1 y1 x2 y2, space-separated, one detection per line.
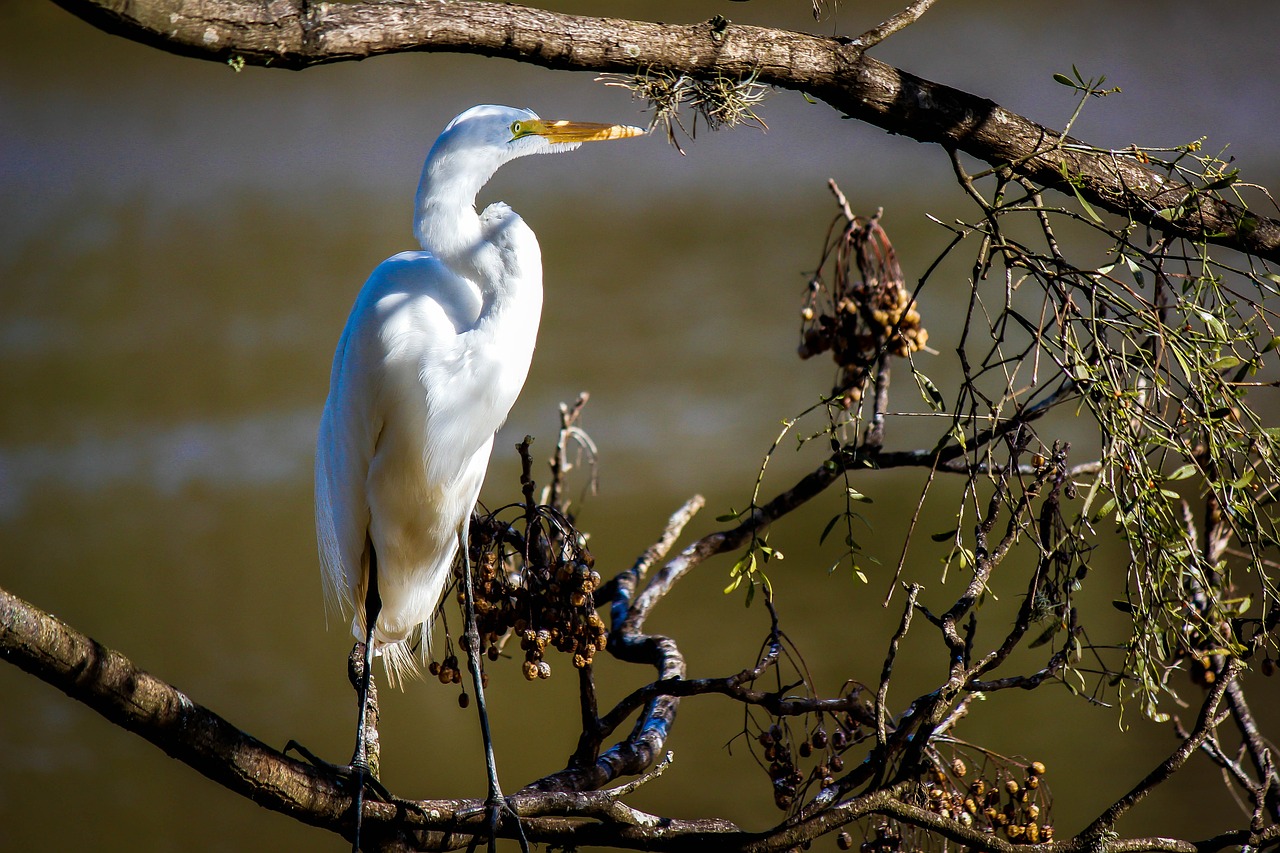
52 0 1280 263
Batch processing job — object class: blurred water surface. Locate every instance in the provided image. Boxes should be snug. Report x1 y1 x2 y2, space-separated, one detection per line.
1 1 1278 850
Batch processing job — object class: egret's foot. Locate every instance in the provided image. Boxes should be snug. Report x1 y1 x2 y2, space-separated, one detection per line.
282 740 393 803
457 793 527 853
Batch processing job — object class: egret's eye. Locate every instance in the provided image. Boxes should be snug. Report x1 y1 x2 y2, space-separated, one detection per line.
510 120 525 139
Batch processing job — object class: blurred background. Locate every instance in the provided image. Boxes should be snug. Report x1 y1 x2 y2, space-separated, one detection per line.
2 1 1278 850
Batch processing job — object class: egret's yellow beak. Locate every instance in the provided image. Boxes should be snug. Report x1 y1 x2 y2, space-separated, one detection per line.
510 119 645 143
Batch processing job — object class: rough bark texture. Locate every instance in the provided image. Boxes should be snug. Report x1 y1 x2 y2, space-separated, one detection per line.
51 0 1280 264
0 584 351 831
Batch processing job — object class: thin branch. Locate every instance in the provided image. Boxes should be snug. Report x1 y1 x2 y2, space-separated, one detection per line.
851 0 942 50
877 584 921 750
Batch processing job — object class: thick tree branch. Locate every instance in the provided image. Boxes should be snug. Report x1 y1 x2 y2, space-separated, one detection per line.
0 583 354 836
51 0 1280 263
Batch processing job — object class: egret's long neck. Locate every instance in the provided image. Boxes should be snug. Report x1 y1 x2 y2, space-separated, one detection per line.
413 152 493 265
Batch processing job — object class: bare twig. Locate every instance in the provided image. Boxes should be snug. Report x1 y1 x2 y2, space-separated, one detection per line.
851 0 942 50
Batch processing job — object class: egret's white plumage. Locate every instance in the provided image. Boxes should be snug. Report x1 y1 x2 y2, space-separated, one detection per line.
315 105 642 682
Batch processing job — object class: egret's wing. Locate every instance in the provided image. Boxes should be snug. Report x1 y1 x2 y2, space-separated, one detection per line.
314 251 482 626
315 320 376 621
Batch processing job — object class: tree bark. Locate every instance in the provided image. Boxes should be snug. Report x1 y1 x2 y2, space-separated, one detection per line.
0 583 352 834
50 0 1280 264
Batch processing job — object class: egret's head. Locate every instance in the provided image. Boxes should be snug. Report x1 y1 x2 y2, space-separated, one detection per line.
425 105 644 189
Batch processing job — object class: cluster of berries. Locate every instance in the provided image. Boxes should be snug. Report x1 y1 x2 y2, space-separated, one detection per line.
918 758 1053 844
798 217 928 407
457 527 608 684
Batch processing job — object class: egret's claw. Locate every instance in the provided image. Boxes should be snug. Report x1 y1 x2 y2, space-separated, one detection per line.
283 740 392 802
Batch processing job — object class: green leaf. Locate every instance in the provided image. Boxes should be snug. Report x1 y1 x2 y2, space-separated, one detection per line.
914 371 946 411
1229 469 1256 489
1069 180 1104 224
1122 254 1145 286
1166 464 1197 481
1226 595 1253 616
1203 169 1239 191
1211 356 1242 370
818 513 843 546
1112 599 1135 613
853 568 869 583
1052 72 1076 87
846 488 873 503
931 528 957 542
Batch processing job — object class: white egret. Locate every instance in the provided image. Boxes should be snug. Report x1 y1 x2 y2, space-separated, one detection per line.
314 104 643 849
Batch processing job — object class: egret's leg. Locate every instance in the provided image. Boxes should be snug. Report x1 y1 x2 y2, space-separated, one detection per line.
457 527 528 853
350 549 382 853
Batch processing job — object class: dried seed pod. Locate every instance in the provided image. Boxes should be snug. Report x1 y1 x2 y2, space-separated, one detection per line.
1005 779 1020 795
951 758 968 777
1029 760 1047 775
458 692 470 709
522 660 538 681
812 730 828 749
837 831 854 850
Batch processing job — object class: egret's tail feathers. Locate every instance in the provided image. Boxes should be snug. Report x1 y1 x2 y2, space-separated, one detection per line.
350 618 431 689
377 638 422 689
